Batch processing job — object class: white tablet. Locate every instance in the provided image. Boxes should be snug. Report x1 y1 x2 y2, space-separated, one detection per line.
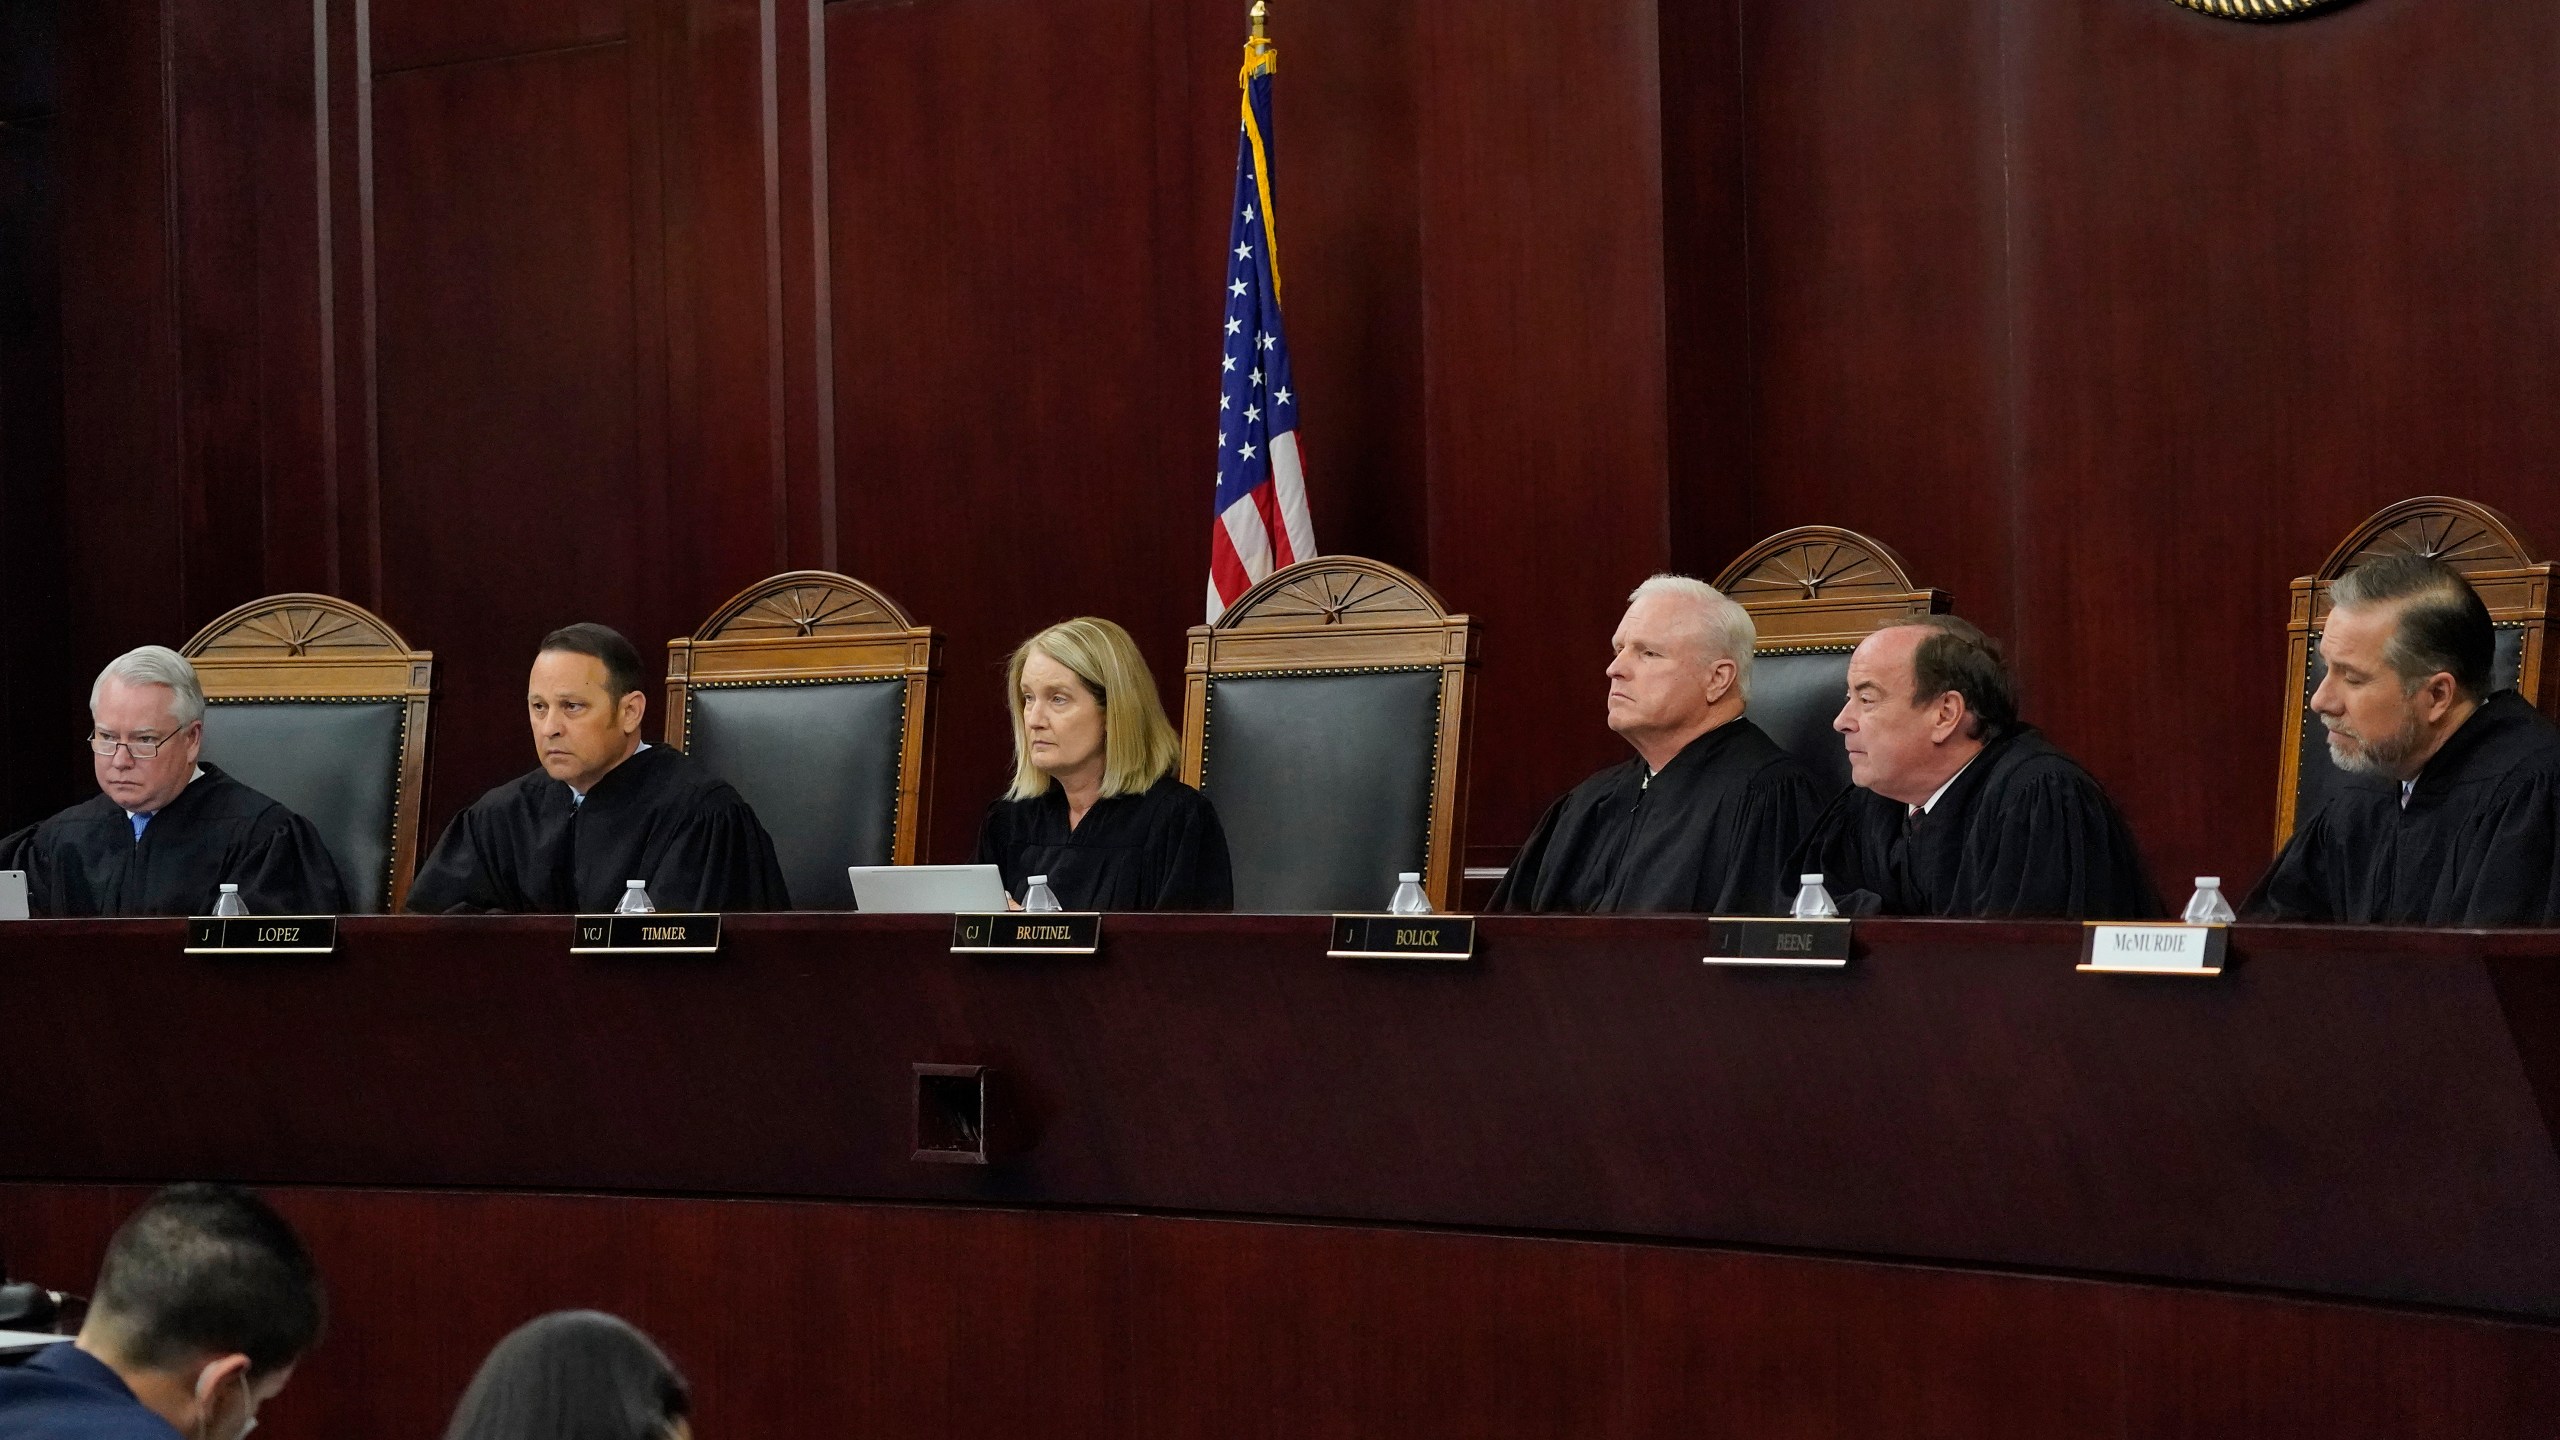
0 871 26 922
846 863 1009 914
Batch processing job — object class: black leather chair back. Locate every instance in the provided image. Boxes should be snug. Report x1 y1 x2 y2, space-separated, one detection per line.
1747 650 1854 804
1201 669 1444 913
199 700 406 912
684 680 907 909
2291 623 2524 830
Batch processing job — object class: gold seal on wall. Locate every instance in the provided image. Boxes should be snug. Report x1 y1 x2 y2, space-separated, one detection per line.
2169 0 2361 18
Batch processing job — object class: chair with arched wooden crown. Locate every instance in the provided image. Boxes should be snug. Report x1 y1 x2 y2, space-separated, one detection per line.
665 572 941 909
180 595 435 913
2275 497 2559 848
1712 526 1952 804
1182 556 1479 913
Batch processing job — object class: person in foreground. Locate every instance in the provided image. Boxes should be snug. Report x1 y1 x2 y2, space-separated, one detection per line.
2248 554 2560 925
1493 575 1821 914
1793 615 2158 918
443 1311 692 1440
0 647 346 916
406 624 789 913
0 1183 325 1440
974 617 1232 910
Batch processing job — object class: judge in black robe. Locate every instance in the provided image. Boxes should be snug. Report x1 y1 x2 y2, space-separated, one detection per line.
2246 555 2560 926
1791 616 2158 919
1494 576 1818 915
1 763 349 917
405 623 789 914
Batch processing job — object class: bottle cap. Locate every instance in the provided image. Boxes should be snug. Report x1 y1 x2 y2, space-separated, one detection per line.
626 879 646 888
2195 876 2221 887
1398 872 1421 883
1028 875 1049 885
1799 874 1824 886
219 883 240 892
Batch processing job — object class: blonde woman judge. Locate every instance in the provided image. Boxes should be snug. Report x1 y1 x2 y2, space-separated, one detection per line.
974 617 1233 911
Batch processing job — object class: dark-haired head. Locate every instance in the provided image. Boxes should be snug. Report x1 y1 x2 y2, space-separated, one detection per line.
1876 614 2018 740
443 1311 691 1440
2313 554 2498 780
1837 614 2023 808
538 624 646 703
2327 553 2496 701
84 1182 326 1380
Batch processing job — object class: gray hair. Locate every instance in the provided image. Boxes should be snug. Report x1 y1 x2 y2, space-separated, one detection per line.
1628 573 1757 703
90 645 207 728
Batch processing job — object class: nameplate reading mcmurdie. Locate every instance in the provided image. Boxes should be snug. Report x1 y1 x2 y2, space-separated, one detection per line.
951 913 1102 955
2078 923 2227 976
1326 914 1477 961
1703 918 1852 967
184 916 338 955
569 914 723 954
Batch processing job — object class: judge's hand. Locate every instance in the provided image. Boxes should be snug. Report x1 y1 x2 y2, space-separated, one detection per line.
1006 896 1023 912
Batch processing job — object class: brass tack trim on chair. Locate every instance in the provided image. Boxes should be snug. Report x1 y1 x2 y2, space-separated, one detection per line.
2167 0 2359 19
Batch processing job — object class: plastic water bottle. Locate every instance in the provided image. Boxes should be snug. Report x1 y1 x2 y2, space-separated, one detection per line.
614 879 656 915
211 883 248 918
1387 872 1433 915
1023 875 1063 913
2182 876 2236 925
1791 873 1840 921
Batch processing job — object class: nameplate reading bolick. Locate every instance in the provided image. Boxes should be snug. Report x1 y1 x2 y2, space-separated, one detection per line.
569 914 723 954
2078 923 2227 976
185 916 339 955
1703 918 1852 967
1326 914 1477 961
951 913 1102 955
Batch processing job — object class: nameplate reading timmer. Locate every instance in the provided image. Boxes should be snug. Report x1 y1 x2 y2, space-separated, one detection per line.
2078 923 2226 976
1703 918 1852 967
1326 914 1477 961
185 916 339 955
951 913 1102 955
569 914 723 954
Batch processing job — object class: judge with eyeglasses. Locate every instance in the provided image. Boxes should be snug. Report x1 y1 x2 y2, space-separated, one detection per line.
0 646 345 916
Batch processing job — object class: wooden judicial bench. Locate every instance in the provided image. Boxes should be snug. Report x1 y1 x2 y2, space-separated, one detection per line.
3 916 2559 1437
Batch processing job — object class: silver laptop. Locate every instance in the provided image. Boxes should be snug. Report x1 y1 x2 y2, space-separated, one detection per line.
0 871 27 921
846 863 1009 913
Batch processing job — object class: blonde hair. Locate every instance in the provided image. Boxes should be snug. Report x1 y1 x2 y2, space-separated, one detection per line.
1005 617 1182 801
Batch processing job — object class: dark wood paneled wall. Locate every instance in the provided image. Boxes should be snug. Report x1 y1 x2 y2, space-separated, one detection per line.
7 1185 2557 1440
6 0 2559 892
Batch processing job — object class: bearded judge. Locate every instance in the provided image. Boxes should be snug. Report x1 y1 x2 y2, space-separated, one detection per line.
1492 575 1821 915
406 624 789 913
2248 555 2560 926
1792 616 2158 919
0 647 347 916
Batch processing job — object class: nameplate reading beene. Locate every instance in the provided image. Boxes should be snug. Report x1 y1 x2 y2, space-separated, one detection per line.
950 913 1102 955
1325 914 1477 961
1703 917 1852 967
184 916 338 955
2078 923 2227 976
568 914 723 954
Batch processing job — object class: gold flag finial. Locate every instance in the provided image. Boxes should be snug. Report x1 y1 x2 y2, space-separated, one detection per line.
1249 1 1267 40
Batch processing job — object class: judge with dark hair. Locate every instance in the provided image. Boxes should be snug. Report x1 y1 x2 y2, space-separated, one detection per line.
442 1311 691 1440
0 646 346 916
2248 554 2560 926
1792 615 2158 918
1492 575 1821 914
407 623 790 913
0 1182 325 1440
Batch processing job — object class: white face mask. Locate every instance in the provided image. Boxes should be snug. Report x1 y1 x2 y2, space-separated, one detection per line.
194 1364 257 1440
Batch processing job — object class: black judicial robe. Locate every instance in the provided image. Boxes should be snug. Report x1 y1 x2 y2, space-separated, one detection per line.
1790 726 2160 919
0 763 347 917
1491 718 1821 915
2247 690 2560 926
405 745 790 913
973 774 1233 911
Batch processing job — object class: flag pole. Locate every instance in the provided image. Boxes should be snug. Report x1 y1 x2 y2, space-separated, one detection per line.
1249 0 1267 40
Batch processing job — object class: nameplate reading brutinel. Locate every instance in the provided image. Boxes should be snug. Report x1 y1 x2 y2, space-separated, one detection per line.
569 914 724 954
1703 918 1852 967
185 916 339 955
2078 922 2227 976
951 913 1102 955
1326 914 1477 961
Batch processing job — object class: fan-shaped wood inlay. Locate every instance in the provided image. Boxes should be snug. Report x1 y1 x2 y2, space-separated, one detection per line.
1715 527 1920 602
186 596 407 657
693 572 914 640
1223 559 1445 630
2316 498 2538 582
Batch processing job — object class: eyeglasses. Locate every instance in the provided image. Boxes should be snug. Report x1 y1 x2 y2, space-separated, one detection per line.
88 726 191 759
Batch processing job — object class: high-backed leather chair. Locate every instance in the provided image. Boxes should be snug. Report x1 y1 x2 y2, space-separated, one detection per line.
666 571 940 909
1713 526 1950 804
1182 556 1478 913
180 595 434 913
2275 497 2558 846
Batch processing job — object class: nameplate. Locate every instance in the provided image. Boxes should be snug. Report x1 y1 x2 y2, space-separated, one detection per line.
569 914 723 954
1326 914 1477 961
1703 917 1852 967
2078 923 2227 976
184 916 338 955
951 913 1102 955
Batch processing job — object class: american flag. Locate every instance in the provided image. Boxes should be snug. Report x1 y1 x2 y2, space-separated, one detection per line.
1206 16 1317 623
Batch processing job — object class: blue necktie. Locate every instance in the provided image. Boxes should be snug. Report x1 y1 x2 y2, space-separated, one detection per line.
129 812 150 841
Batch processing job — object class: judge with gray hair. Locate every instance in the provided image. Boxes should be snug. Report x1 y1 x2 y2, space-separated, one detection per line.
1491 574 1821 914
0 646 346 916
